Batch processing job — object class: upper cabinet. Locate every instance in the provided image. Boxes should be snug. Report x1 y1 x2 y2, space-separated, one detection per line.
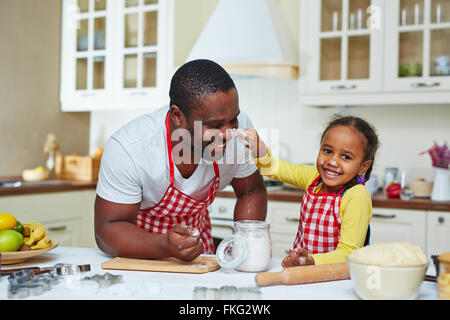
385 0 450 92
60 0 174 111
299 0 450 106
305 0 383 94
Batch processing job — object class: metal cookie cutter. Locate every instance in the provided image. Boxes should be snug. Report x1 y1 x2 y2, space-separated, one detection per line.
6 263 91 299
193 285 261 300
7 270 59 299
53 263 91 275
81 272 123 289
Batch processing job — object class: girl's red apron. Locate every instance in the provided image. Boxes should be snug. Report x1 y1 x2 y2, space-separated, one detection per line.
293 176 345 254
134 113 219 254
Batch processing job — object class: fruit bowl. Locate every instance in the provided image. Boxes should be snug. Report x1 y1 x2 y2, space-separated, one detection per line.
0 240 58 265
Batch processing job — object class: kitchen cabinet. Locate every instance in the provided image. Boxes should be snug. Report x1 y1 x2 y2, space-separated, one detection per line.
370 207 427 251
426 210 450 255
299 0 450 106
208 197 235 241
60 0 173 111
0 190 96 248
385 0 450 92
301 0 384 95
267 201 299 258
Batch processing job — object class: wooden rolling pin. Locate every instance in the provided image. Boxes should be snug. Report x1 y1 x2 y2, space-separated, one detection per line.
255 263 350 287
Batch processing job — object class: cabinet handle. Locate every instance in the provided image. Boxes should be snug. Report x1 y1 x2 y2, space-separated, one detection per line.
438 216 445 224
285 217 300 223
47 225 67 231
330 84 357 90
372 214 396 219
81 93 96 98
218 206 227 213
410 81 440 88
130 92 148 96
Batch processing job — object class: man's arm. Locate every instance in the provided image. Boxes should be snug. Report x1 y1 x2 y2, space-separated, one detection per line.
231 170 267 221
94 195 203 261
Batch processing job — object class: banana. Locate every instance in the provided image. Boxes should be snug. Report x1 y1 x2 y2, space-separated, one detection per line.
22 222 46 246
30 236 52 250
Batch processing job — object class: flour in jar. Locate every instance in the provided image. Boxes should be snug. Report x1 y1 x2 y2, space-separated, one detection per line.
235 235 272 272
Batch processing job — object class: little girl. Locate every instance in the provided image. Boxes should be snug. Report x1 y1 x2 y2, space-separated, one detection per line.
239 115 379 267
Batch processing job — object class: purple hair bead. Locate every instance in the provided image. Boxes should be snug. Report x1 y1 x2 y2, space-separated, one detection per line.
357 176 365 184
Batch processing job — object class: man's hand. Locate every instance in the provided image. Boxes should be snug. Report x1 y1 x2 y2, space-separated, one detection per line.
167 224 204 262
281 247 315 268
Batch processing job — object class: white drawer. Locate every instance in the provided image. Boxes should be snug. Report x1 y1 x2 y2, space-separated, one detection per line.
208 197 236 220
268 203 300 235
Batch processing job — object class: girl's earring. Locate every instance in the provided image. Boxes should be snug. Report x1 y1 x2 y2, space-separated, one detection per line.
357 176 365 184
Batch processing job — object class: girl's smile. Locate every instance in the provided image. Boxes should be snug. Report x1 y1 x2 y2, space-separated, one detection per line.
316 125 372 194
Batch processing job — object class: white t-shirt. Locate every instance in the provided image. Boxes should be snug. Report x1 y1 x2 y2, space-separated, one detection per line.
96 106 257 209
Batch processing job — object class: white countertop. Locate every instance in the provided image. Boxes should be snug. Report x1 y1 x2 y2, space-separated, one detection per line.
0 246 439 300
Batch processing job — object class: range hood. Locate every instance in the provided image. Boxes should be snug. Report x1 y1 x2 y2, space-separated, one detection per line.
187 0 299 79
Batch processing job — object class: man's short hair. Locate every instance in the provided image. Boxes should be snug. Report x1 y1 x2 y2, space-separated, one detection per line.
169 59 236 118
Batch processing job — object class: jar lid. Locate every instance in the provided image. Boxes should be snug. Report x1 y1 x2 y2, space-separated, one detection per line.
216 235 248 269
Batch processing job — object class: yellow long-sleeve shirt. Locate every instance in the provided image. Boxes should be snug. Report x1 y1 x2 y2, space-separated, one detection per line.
255 150 372 265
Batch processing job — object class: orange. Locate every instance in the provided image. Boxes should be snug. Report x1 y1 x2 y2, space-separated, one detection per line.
0 213 17 231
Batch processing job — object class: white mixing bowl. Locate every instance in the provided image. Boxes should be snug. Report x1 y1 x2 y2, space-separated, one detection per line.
346 255 428 300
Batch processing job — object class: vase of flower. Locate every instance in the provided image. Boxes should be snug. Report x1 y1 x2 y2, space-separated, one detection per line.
431 167 450 202
421 141 450 202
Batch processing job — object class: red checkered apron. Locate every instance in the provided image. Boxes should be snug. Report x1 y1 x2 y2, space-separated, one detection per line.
293 176 344 254
134 113 219 254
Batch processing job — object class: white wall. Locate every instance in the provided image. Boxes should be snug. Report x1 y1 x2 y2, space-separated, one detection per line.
90 77 450 187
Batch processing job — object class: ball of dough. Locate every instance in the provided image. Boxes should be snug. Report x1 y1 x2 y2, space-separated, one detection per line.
347 242 427 266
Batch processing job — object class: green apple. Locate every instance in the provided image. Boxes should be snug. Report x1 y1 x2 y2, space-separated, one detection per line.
34 166 45 172
0 229 24 252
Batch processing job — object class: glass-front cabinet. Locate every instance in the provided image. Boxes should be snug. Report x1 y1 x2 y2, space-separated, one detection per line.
116 0 168 98
60 0 113 105
60 0 173 111
385 0 450 91
305 0 384 94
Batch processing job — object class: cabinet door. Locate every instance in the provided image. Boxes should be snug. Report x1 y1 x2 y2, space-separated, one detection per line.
370 208 426 251
0 191 92 248
60 0 115 110
384 0 450 92
114 0 171 108
426 210 450 256
44 219 82 247
267 201 299 258
306 0 383 94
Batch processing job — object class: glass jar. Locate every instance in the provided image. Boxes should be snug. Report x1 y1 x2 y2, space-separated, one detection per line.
384 167 399 189
216 220 272 272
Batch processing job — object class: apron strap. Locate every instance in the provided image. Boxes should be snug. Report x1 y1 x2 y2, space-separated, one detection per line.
165 113 175 184
315 177 346 195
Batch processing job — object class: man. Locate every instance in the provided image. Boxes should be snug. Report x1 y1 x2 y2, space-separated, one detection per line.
95 59 267 262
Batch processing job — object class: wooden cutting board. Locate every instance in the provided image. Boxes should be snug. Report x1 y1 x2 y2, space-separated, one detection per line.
101 255 220 274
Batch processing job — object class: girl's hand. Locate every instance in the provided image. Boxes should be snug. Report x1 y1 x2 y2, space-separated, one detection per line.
281 247 315 268
234 128 268 158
